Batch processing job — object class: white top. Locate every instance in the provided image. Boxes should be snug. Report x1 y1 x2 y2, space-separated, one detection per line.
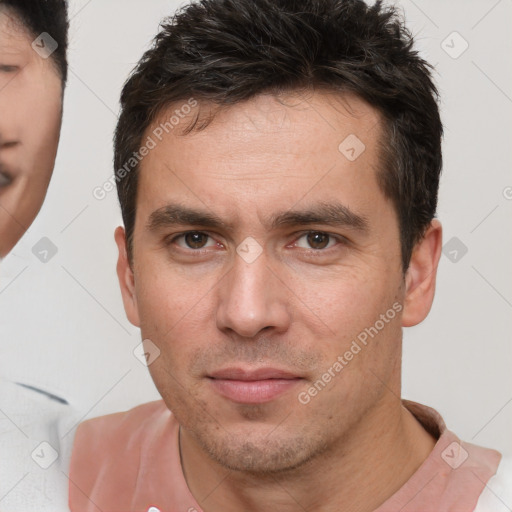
0 377 77 512
474 455 512 511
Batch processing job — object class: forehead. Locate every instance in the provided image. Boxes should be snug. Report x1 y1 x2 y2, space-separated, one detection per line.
0 9 32 48
168 90 381 147
136 90 388 223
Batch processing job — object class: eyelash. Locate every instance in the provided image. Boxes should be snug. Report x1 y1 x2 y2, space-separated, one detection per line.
165 230 346 255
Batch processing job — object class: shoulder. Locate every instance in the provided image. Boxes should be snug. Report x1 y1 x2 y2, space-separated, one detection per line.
75 399 170 437
473 455 512 512
69 400 177 511
72 399 171 457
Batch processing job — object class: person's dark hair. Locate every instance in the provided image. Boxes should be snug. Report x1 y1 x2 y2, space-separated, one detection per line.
0 0 69 84
115 0 443 271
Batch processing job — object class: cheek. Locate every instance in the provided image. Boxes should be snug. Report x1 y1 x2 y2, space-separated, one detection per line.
141 289 210 414
15 77 62 179
290 266 403 384
135 260 217 357
136 274 185 336
288 263 397 334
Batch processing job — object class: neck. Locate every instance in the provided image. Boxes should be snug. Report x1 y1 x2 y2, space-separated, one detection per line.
180 397 436 512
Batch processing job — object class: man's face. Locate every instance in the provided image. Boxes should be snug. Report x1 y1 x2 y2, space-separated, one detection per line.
120 90 410 473
0 10 63 258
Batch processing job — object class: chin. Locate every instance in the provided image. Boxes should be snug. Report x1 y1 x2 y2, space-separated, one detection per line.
191 426 328 475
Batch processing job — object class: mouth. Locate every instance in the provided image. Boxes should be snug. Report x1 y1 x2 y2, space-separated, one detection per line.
0 170 12 188
0 163 14 190
207 367 304 404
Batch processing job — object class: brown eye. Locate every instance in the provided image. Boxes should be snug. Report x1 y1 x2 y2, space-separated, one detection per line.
306 232 330 250
184 232 209 249
167 231 219 253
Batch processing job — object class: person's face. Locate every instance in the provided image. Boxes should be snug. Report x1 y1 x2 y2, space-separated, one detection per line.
116 90 441 473
0 9 63 258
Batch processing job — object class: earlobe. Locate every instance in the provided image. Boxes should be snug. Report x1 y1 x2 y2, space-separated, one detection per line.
401 220 443 327
114 226 141 327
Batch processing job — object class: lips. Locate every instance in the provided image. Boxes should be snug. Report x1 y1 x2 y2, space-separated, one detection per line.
210 367 300 381
208 367 303 404
0 168 12 187
0 140 21 187
0 161 14 188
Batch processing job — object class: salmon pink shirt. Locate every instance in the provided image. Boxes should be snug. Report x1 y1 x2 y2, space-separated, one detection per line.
69 399 512 512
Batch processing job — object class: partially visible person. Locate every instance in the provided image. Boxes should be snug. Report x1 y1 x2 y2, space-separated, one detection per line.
0 0 66 258
0 2 75 511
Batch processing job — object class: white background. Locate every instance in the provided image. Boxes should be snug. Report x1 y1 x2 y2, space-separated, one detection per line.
0 0 511 455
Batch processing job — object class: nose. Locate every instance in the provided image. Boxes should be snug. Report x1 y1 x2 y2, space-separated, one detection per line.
216 246 291 339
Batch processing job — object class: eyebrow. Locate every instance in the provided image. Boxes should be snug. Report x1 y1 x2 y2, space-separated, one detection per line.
147 201 369 234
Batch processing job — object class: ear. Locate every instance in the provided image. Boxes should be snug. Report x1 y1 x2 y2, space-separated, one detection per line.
401 220 443 327
114 226 140 327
